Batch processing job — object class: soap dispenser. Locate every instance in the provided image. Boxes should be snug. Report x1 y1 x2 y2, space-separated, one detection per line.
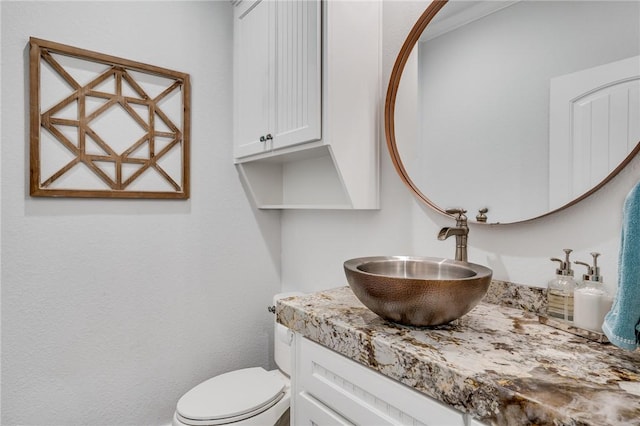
547 249 577 322
573 253 613 332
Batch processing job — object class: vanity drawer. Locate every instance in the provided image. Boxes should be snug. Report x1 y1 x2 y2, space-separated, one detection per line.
296 391 354 426
296 337 466 426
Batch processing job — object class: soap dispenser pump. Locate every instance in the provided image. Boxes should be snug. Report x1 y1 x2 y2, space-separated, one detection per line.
547 249 577 322
573 253 613 332
575 252 603 285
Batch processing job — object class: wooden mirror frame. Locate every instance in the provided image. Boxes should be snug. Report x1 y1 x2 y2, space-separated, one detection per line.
384 0 640 225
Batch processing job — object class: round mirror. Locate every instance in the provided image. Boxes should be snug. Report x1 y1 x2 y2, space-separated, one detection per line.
386 0 640 224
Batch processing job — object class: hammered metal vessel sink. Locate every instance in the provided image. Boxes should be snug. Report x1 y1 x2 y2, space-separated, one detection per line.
344 256 492 326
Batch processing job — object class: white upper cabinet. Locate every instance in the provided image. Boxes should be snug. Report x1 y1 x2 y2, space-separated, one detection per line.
234 0 321 158
233 0 380 209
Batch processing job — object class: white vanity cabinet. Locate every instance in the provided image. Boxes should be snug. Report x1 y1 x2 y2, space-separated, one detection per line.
232 0 380 209
292 335 474 426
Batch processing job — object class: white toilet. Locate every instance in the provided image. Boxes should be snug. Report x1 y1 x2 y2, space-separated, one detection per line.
172 293 300 426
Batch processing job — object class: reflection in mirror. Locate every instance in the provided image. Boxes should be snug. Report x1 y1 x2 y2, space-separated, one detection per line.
393 0 640 224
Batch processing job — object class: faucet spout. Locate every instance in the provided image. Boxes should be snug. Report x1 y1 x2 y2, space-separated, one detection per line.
438 209 469 262
438 227 466 240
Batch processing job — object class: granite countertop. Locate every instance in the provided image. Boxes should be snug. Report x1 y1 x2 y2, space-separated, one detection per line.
276 286 640 426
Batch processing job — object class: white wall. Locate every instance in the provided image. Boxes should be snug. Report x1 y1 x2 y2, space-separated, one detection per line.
281 1 640 298
1 2 281 425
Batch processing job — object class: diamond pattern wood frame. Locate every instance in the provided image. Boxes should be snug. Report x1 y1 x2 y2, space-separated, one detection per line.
29 37 190 199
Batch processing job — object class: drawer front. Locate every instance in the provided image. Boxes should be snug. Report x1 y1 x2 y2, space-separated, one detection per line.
296 391 354 426
297 337 466 426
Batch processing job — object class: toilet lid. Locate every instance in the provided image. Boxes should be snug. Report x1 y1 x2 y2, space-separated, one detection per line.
176 367 285 423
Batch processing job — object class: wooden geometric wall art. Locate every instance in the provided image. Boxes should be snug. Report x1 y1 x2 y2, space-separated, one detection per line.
29 37 190 199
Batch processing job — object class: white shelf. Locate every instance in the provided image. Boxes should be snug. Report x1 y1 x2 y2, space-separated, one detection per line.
237 146 353 209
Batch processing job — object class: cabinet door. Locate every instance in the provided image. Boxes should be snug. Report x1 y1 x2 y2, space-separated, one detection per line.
271 0 322 151
234 0 321 159
234 0 273 158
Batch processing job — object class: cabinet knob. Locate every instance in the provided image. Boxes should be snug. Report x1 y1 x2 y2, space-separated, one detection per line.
259 135 266 142
265 134 273 141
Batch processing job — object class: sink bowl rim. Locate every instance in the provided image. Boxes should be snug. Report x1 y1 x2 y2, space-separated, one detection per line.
343 255 492 282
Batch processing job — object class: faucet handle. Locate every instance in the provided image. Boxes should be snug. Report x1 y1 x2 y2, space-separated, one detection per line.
446 208 467 223
446 208 467 217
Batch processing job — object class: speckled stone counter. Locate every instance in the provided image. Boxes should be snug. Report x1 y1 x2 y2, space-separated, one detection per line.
276 286 640 426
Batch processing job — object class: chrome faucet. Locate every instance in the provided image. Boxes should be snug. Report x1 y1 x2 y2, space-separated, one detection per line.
438 208 469 262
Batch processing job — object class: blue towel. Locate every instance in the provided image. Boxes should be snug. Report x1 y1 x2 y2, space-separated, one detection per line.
603 180 640 350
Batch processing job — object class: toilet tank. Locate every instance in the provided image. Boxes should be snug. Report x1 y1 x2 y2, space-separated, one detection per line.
273 292 303 376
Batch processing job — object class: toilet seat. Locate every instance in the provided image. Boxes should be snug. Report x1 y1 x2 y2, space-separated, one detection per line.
175 367 286 426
